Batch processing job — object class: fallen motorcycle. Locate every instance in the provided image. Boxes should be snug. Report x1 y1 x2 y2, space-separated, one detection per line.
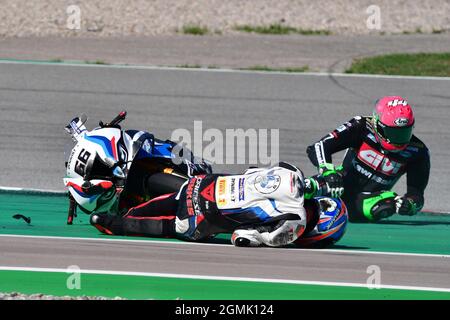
63 110 211 224
63 111 347 248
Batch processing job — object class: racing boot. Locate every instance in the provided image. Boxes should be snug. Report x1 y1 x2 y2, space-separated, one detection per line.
231 229 264 247
90 213 125 235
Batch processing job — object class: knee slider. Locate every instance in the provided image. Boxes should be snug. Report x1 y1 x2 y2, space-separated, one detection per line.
358 191 397 222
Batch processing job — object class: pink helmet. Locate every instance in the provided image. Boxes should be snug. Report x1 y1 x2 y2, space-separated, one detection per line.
373 96 415 152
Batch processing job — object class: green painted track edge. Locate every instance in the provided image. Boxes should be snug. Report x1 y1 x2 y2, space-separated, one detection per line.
1 188 449 255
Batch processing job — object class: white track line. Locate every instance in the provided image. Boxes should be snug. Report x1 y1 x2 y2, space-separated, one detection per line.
0 59 449 81
1 234 449 259
1 266 449 293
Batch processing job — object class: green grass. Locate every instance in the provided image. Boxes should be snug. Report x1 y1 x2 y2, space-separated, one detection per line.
402 27 423 35
176 64 202 69
432 28 445 34
175 64 309 71
346 52 450 77
234 24 331 35
84 60 108 65
240 65 310 72
181 25 209 35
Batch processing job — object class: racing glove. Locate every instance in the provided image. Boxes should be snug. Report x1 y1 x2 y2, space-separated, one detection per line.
304 176 325 199
395 196 419 216
319 163 344 198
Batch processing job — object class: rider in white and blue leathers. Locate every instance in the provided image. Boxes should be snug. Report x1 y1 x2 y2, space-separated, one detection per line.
91 162 333 247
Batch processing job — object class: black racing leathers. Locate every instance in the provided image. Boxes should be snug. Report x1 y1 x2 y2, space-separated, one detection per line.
306 116 430 221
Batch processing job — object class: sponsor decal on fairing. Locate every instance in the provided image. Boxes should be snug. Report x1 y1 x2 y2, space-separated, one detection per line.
254 174 281 194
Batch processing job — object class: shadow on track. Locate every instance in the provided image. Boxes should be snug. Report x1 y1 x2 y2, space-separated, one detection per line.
200 236 370 250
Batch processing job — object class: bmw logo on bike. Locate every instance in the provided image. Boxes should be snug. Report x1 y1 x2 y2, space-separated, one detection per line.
254 175 281 194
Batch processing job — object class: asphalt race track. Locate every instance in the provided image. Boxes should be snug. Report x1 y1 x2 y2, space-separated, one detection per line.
0 61 449 298
1 235 449 289
0 62 449 211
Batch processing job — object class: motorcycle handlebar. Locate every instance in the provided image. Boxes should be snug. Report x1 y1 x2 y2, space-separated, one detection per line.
110 110 127 126
99 110 127 128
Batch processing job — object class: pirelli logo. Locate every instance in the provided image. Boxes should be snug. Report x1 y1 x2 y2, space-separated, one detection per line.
218 178 226 196
217 178 227 206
